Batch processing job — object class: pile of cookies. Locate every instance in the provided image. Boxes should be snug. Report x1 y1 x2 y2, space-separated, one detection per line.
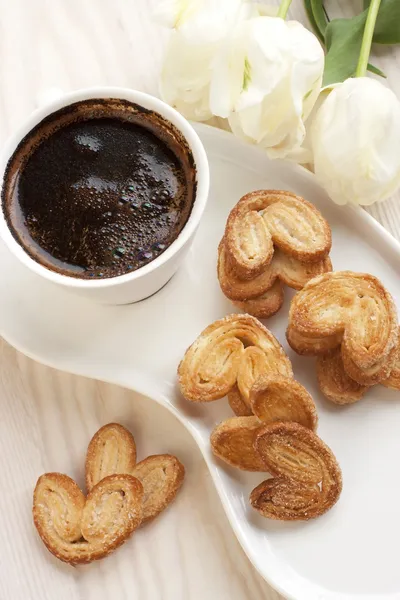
178 313 342 521
33 423 184 564
287 271 400 404
217 190 333 318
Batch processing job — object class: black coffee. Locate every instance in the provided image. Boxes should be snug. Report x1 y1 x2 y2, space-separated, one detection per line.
2 99 196 278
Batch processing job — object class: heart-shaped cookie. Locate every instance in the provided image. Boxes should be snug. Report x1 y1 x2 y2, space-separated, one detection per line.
287 271 398 385
218 190 332 317
317 330 400 404
224 190 332 279
33 473 143 564
86 423 185 524
218 241 331 301
178 314 293 403
250 422 342 520
210 378 318 470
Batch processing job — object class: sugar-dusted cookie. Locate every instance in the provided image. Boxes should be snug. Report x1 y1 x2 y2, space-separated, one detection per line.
33 473 143 564
86 423 137 492
250 376 318 430
317 330 400 404
218 190 332 317
251 422 342 520
225 190 332 279
288 271 398 385
178 314 292 403
131 455 185 524
85 424 185 524
210 416 266 471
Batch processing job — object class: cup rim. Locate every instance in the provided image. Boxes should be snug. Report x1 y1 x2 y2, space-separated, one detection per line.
0 86 210 288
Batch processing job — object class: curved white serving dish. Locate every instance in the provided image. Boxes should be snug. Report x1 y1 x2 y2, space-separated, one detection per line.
1 123 400 600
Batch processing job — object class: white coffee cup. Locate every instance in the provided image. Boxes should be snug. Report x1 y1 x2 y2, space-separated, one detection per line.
0 87 209 304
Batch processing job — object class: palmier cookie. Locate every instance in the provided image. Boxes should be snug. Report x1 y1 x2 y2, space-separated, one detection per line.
86 423 137 491
211 381 318 470
224 190 332 280
218 241 332 301
317 332 400 405
210 417 266 471
217 191 332 318
86 424 185 524
250 422 342 520
249 376 318 431
287 271 398 385
178 313 292 405
382 327 400 390
218 242 330 319
33 473 143 564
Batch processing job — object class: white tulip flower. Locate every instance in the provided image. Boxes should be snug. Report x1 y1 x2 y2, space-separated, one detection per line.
160 32 216 121
311 77 400 206
154 0 253 43
209 17 324 159
158 0 257 121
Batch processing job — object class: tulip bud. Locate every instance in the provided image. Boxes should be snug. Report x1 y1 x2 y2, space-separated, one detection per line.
311 77 400 206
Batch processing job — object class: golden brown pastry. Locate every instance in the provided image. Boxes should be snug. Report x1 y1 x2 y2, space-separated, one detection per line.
178 314 293 403
250 376 318 430
317 349 368 405
218 241 331 301
232 280 285 320
218 190 332 317
287 271 398 385
85 424 185 523
33 473 143 564
286 326 343 355
250 422 342 520
317 330 400 404
86 423 137 492
224 190 332 279
382 331 400 390
228 384 254 416
210 416 266 471
131 455 185 524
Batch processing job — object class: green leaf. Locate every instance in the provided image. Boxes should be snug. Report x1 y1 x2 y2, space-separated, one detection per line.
364 0 400 43
322 11 386 85
303 0 324 42
310 0 328 36
374 0 400 44
323 12 367 86
367 63 386 77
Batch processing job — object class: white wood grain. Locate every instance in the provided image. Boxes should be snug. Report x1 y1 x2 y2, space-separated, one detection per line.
0 339 282 600
0 1 399 599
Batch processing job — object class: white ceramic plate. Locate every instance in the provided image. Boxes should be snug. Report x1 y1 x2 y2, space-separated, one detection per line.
1 123 400 600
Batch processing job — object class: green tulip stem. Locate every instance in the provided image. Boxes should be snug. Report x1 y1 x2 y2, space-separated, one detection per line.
356 0 382 77
277 0 292 19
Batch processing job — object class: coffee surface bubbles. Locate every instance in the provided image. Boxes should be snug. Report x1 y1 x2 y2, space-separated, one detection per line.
2 99 196 279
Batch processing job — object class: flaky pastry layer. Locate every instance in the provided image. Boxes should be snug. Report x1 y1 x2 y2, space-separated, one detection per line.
85 423 185 523
178 314 293 403
317 330 400 404
86 423 137 492
224 190 332 279
251 422 342 520
288 271 398 385
33 473 143 564
217 190 332 317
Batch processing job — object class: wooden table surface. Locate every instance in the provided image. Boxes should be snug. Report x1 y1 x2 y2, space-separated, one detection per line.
0 1 399 599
